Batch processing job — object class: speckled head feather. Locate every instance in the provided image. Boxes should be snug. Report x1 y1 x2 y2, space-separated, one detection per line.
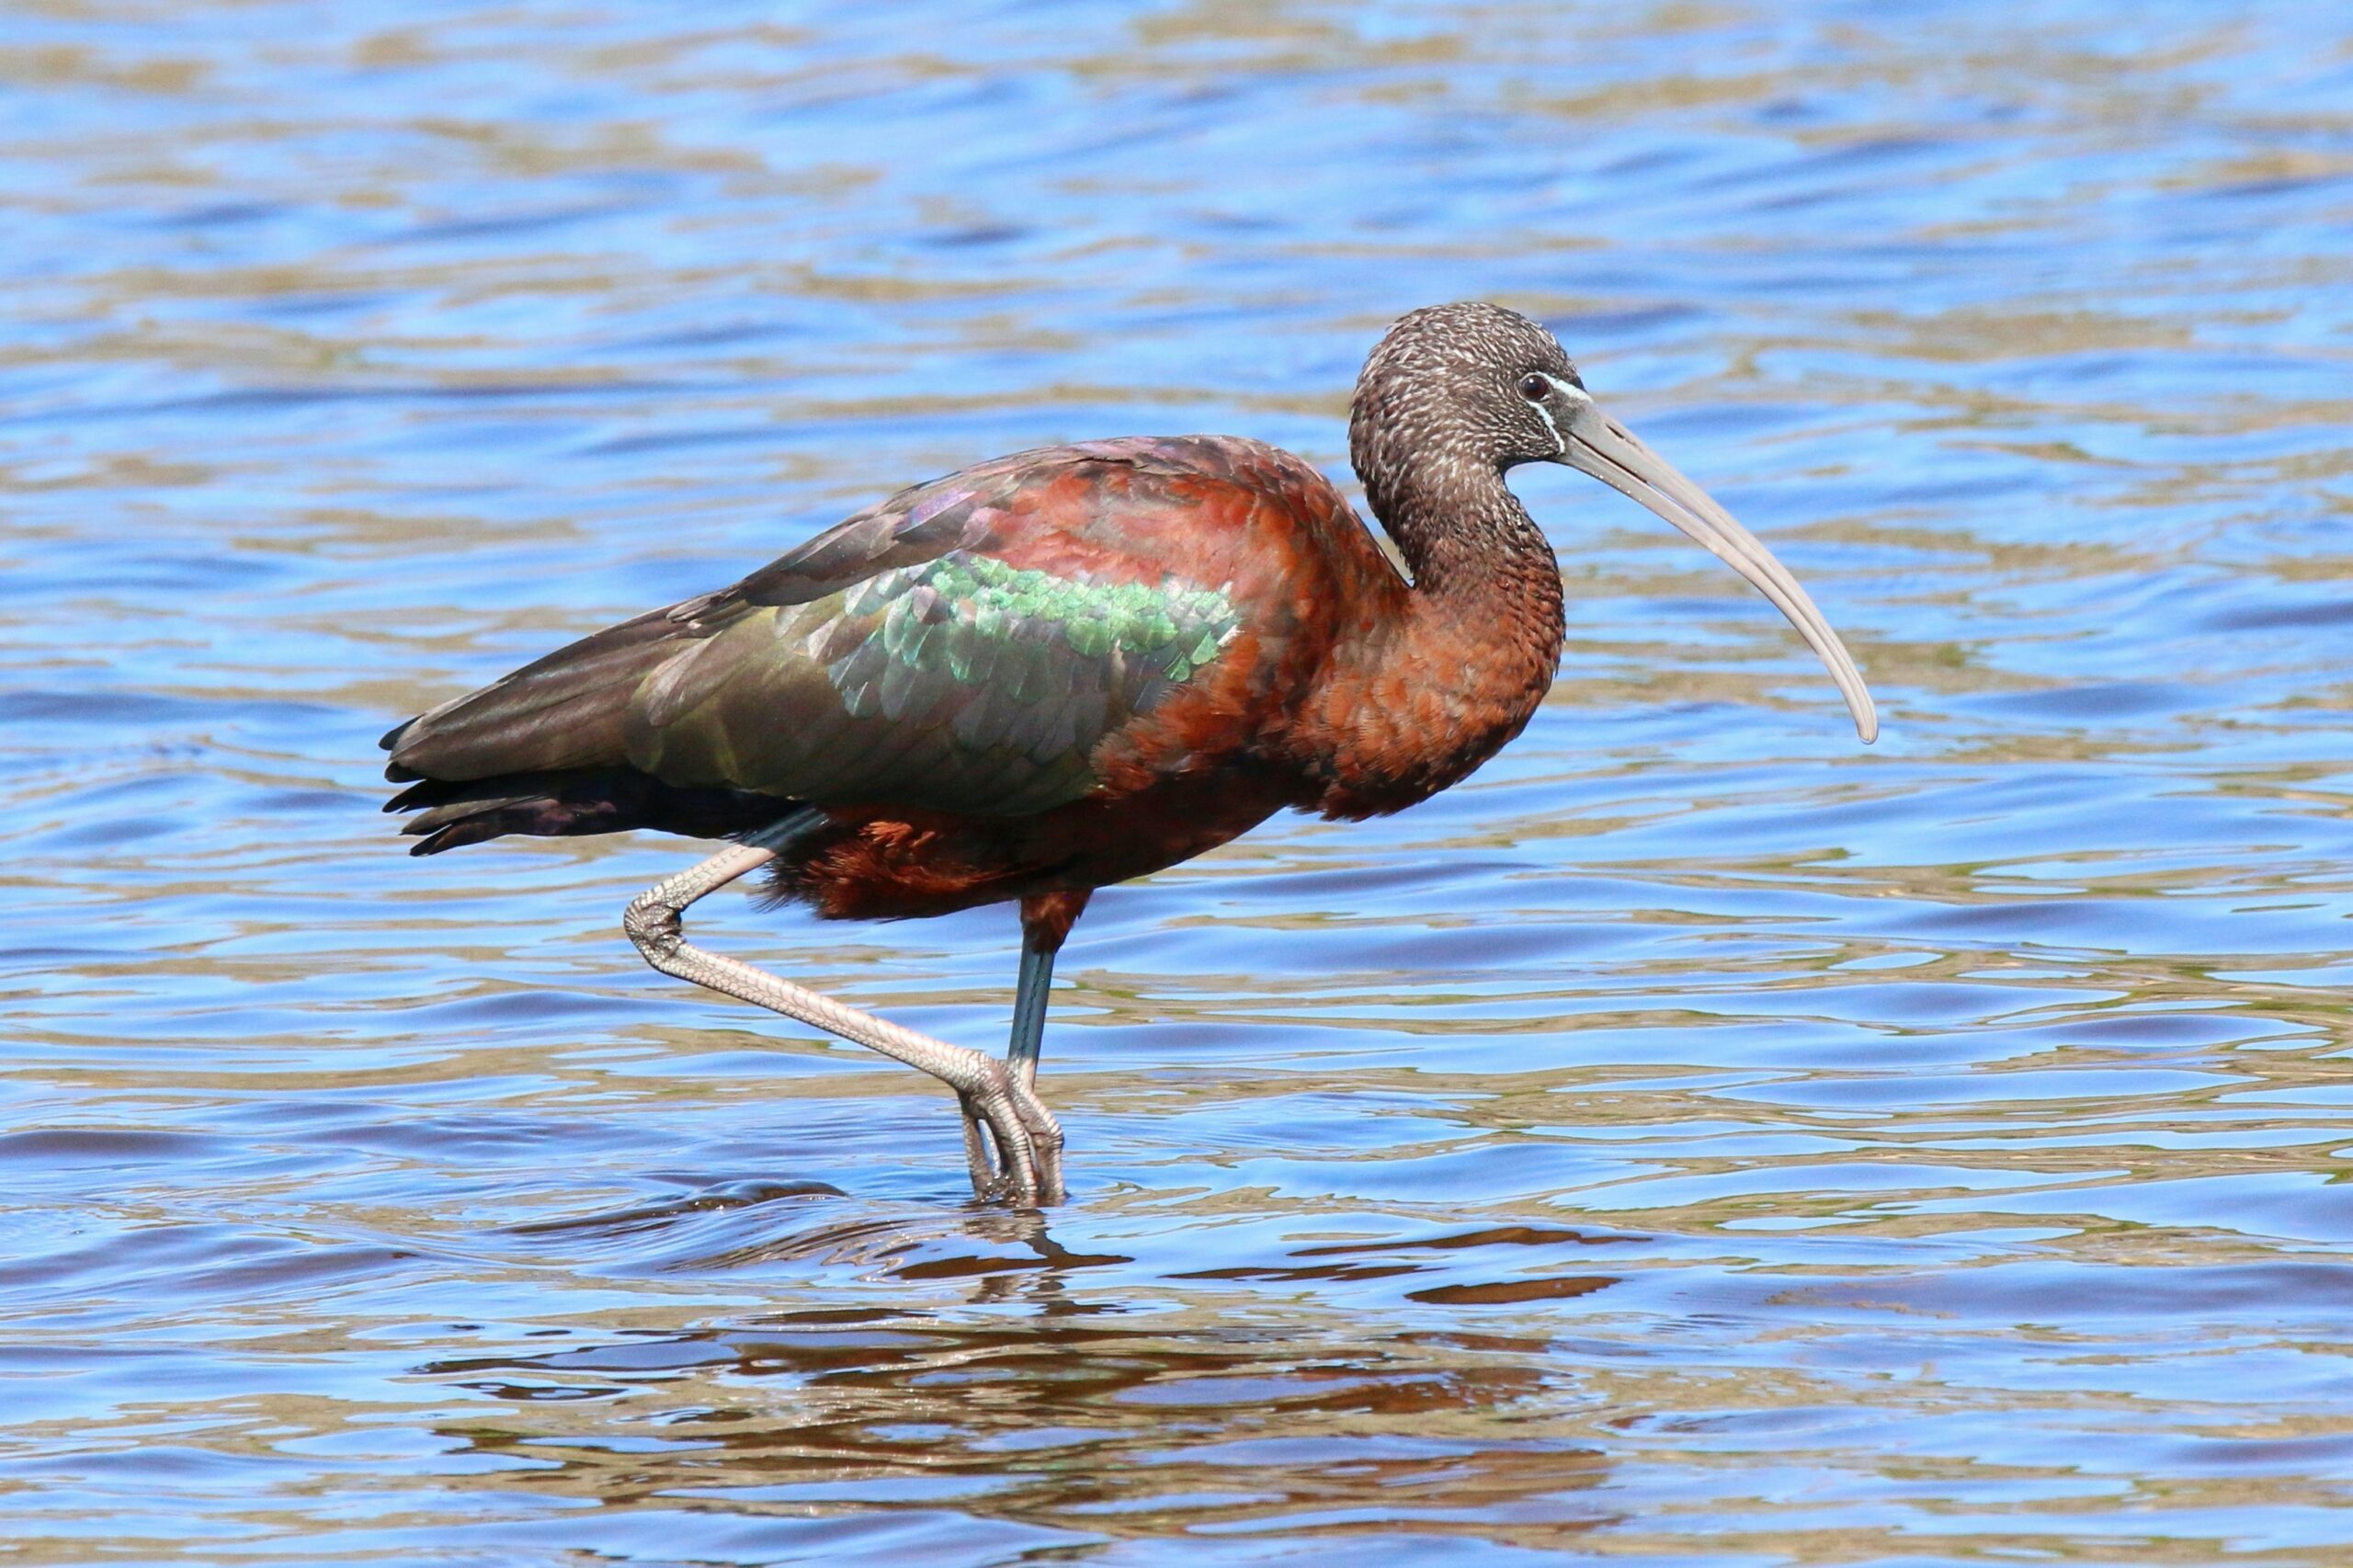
1348 302 1581 517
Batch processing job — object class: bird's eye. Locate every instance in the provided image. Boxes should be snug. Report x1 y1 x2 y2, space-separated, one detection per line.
1518 373 1550 402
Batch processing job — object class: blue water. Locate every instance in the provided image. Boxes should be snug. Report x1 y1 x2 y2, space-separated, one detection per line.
6 2 2353 1562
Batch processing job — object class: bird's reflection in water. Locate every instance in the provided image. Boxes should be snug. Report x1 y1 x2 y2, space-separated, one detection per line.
443 1185 1626 1547
498 1174 1131 1297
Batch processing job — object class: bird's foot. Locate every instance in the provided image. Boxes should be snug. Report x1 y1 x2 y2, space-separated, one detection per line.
620 844 1071 1205
957 1058 1066 1207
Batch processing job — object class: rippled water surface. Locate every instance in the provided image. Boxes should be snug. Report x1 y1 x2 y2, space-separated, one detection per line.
6 2 2353 1562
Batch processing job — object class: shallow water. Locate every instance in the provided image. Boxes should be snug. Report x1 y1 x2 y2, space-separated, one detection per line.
6 2 2353 1562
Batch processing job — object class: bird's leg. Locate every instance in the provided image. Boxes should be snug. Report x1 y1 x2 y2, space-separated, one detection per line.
961 926 1058 1194
1008 936 1055 1090
958 891 1092 1199
622 841 1063 1205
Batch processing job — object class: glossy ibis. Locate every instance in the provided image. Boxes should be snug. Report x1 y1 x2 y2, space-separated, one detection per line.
383 302 1875 1204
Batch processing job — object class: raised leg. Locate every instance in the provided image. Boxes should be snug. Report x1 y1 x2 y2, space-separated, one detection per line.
622 840 1065 1204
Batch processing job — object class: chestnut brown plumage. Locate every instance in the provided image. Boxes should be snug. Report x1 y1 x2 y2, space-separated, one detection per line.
384 302 1876 1203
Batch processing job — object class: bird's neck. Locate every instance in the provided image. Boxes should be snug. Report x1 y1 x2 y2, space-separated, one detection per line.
1291 460 1567 819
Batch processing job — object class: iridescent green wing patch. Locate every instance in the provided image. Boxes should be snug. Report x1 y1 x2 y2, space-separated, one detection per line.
807 553 1239 810
629 551 1242 816
835 553 1238 700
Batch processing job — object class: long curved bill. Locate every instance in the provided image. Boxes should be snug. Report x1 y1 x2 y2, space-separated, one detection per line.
1552 401 1877 744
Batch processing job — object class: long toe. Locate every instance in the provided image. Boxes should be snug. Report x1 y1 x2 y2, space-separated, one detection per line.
1007 1079 1066 1205
968 1064 1043 1205
955 1057 1071 1207
958 1096 999 1199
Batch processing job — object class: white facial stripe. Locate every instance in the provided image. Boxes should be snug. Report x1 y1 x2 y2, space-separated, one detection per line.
1530 372 1586 455
1529 395 1562 453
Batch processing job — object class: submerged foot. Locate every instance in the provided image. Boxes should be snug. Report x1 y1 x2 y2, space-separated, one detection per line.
958 1059 1066 1207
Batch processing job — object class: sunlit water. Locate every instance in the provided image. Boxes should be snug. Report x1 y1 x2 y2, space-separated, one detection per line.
5 2 2353 1562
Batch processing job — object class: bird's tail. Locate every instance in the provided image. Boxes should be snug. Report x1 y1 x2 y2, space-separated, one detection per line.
381 600 786 853
384 767 787 855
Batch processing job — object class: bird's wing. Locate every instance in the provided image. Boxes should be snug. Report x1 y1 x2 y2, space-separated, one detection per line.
384 442 1251 819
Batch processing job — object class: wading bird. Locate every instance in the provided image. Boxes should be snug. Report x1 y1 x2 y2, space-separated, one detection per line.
383 302 1875 1204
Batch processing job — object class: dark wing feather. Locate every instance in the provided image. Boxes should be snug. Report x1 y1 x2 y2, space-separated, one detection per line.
383 443 1245 829
383 461 1017 788
381 600 723 783
617 543 1239 816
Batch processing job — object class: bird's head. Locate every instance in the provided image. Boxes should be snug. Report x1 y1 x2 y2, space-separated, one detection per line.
1350 301 1877 744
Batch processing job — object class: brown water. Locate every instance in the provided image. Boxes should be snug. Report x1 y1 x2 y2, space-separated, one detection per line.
6 3 2353 1562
